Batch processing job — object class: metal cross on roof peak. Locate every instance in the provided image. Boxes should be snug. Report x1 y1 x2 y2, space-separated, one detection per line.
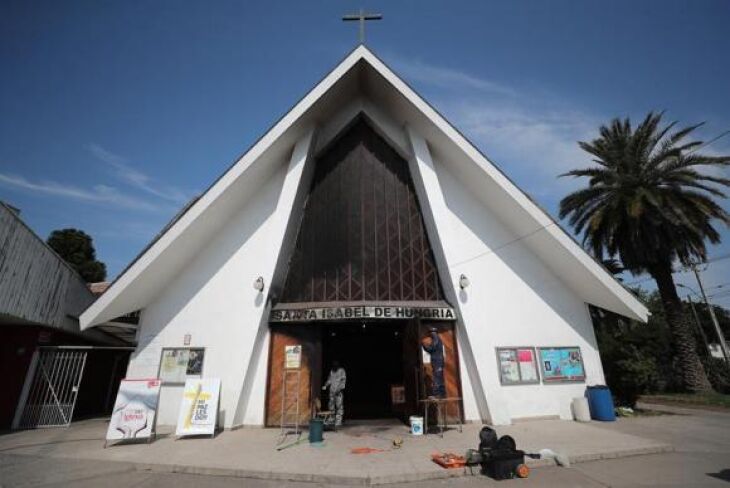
342 9 382 45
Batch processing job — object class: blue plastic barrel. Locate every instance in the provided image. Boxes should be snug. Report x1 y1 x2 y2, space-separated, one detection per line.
308 419 324 443
586 385 616 421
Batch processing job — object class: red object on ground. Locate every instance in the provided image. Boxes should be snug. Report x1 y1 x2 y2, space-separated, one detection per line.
350 447 385 454
515 463 530 478
431 452 467 469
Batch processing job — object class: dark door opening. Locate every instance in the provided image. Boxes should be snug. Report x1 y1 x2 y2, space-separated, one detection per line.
321 321 406 420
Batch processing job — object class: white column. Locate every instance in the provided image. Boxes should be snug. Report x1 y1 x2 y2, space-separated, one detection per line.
232 127 317 427
405 125 492 424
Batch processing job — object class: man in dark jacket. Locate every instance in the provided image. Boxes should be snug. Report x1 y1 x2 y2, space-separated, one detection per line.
422 327 446 398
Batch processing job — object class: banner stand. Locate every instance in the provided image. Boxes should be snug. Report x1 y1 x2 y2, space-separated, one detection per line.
104 378 162 448
173 384 219 441
174 378 221 440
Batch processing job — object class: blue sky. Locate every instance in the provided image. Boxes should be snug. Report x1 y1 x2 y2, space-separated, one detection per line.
2 1 729 306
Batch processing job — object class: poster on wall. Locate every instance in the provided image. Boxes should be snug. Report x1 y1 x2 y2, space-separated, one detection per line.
285 345 302 369
390 385 405 404
175 378 221 438
539 347 586 382
159 348 205 384
517 348 539 382
498 349 520 383
106 379 162 445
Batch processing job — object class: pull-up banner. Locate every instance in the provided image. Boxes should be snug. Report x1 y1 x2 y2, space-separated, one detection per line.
270 305 456 323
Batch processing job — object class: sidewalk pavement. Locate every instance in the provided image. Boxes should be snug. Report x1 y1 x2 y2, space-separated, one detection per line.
0 418 672 485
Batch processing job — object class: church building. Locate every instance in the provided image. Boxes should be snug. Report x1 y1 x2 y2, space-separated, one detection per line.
80 46 648 428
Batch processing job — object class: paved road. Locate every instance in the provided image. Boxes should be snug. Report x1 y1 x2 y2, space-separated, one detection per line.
2 406 728 487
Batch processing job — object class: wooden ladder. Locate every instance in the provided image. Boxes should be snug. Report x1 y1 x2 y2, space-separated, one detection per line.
279 369 301 437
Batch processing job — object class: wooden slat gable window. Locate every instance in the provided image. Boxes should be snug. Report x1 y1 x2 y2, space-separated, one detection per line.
280 117 444 303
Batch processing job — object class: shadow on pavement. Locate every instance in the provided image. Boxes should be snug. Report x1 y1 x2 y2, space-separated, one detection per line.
707 468 730 482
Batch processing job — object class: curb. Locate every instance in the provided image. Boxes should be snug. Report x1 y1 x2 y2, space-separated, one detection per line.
638 401 730 417
132 443 675 485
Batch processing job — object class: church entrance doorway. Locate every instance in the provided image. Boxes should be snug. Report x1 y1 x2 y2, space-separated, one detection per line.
264 320 463 427
321 321 405 420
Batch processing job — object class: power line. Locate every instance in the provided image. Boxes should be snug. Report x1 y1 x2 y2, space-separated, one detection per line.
623 257 730 288
687 129 730 155
448 222 557 269
706 253 730 265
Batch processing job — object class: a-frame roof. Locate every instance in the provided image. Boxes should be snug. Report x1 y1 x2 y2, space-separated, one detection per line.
81 45 648 328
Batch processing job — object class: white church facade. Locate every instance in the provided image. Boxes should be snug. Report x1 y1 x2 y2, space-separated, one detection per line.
81 46 648 429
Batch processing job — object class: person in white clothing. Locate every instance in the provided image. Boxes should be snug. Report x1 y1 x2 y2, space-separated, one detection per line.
322 360 346 426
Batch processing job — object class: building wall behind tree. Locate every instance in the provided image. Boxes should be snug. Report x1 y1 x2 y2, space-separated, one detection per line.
0 203 95 330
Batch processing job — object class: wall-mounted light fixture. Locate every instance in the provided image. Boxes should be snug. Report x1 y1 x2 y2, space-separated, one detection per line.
253 276 265 292
459 274 470 290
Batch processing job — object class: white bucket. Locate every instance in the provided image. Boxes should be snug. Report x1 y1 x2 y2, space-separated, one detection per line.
409 416 424 435
572 397 591 422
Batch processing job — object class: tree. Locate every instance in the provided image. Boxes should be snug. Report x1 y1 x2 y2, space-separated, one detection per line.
47 228 107 282
559 112 730 392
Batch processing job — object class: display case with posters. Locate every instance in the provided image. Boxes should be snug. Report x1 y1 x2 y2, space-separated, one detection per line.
158 348 205 385
538 347 586 382
496 347 539 385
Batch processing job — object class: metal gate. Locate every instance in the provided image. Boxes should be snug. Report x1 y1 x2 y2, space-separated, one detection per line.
14 348 88 429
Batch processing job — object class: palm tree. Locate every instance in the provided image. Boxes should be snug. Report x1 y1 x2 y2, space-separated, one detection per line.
559 112 730 392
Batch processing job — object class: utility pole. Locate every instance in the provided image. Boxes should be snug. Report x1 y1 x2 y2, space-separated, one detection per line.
686 295 711 355
691 264 730 363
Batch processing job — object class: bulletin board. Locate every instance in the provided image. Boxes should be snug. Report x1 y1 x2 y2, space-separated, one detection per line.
496 347 539 385
158 348 205 385
538 347 585 383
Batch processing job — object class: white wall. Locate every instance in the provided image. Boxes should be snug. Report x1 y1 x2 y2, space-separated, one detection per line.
125 129 315 428
427 147 605 425
126 162 284 426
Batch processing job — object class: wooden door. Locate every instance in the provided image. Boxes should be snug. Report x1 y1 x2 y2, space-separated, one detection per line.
265 325 321 427
418 321 463 423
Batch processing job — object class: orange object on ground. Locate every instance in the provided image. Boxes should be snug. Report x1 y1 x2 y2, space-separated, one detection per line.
431 452 467 469
515 463 530 478
350 447 385 454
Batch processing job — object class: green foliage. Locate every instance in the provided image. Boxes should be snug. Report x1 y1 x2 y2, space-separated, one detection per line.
559 112 730 272
694 302 730 343
47 228 107 282
641 392 730 409
592 290 730 405
561 112 730 392
611 345 660 406
592 297 665 407
703 357 730 394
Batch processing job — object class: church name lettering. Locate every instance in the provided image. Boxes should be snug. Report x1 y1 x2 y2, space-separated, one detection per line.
270 306 456 323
